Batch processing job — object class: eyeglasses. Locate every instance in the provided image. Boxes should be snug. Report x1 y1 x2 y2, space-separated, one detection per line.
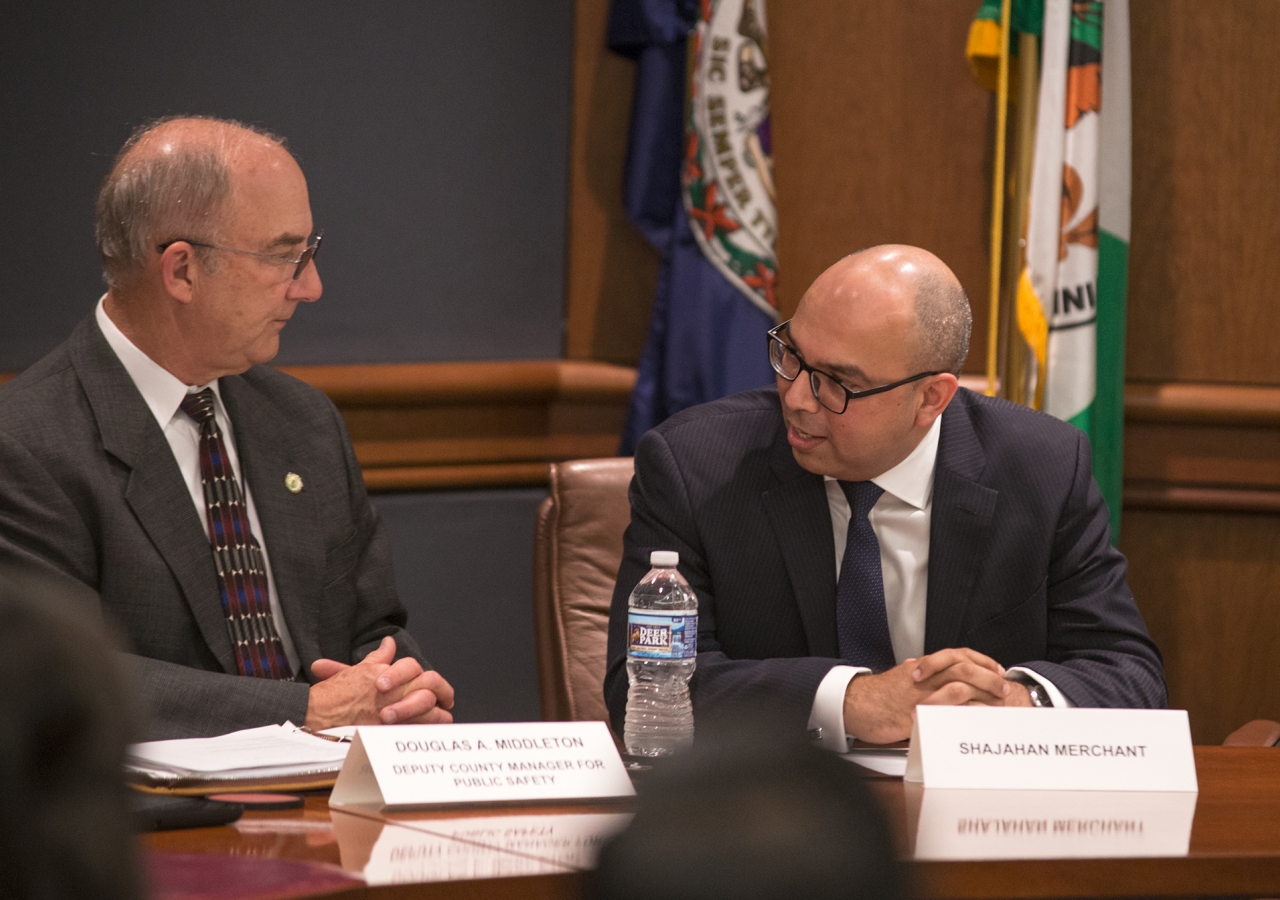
767 320 940 414
156 229 323 280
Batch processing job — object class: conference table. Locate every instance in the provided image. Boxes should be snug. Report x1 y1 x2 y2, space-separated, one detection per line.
143 746 1280 900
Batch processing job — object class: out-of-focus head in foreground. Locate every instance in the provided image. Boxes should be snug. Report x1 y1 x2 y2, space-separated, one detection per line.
588 731 900 900
0 565 140 900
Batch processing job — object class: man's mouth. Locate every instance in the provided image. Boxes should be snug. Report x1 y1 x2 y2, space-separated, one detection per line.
787 424 826 451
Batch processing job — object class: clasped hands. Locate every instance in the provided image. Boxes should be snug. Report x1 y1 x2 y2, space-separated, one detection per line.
843 647 1031 744
304 636 455 730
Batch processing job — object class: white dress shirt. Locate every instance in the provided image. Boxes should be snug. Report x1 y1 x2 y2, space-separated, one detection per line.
806 415 1072 752
96 298 302 674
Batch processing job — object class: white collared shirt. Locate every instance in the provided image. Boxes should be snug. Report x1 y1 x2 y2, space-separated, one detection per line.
96 297 301 675
806 415 1071 752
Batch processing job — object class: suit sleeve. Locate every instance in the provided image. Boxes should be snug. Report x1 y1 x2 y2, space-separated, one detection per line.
604 430 842 738
0 431 314 740
1017 429 1168 708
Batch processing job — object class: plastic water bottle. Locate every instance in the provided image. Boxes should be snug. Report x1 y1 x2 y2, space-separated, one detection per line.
624 550 697 757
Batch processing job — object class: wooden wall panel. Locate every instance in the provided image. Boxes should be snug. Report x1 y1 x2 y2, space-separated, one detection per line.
1122 510 1280 745
769 0 993 370
564 0 661 367
1127 0 1280 382
280 360 635 491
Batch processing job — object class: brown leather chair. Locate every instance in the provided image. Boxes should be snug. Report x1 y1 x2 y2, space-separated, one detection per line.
1223 719 1280 747
533 457 634 722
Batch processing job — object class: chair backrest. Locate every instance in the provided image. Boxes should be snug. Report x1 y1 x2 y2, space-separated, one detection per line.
533 457 634 722
1223 719 1280 747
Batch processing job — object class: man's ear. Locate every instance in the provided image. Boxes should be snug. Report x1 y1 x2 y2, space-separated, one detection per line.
915 373 959 429
159 243 198 303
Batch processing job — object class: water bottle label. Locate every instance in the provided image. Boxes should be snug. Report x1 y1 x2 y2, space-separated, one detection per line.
627 611 698 659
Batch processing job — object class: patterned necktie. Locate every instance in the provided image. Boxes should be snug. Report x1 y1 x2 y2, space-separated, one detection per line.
835 481 896 671
180 388 292 680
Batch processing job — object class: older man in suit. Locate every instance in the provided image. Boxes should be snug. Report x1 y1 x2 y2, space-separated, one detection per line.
0 116 453 739
605 246 1165 749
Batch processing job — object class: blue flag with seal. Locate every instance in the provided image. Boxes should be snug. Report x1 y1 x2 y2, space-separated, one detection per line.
611 0 779 455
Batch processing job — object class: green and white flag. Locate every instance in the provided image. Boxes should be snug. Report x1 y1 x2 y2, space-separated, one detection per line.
1093 0 1131 540
978 0 1130 538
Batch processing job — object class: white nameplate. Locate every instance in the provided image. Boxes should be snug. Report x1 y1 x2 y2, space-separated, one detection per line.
329 721 635 811
904 707 1197 791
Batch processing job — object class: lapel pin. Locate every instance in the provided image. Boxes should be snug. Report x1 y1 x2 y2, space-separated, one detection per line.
285 472 304 494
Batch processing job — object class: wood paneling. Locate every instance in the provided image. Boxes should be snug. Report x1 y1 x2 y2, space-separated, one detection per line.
1127 0 1280 382
769 0 994 370
1127 382 1280 427
1123 382 1280 510
281 360 636 492
563 0 661 367
1122 510 1280 745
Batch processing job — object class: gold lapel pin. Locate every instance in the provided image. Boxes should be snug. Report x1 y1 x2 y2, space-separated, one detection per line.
285 472 304 494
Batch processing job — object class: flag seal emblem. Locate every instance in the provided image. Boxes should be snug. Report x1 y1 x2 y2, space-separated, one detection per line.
683 0 779 319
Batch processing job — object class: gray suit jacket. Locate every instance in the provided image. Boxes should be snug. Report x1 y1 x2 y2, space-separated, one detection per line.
0 314 425 739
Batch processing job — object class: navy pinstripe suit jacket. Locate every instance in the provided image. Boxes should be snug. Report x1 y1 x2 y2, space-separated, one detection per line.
604 387 1166 735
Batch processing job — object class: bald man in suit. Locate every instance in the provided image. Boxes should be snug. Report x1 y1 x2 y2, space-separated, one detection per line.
605 247 1165 748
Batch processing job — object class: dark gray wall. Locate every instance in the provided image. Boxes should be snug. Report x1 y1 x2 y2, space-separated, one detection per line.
374 489 547 724
0 5 580 723
0 1 572 370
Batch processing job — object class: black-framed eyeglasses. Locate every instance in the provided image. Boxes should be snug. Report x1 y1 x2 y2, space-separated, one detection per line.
767 320 940 414
156 229 323 280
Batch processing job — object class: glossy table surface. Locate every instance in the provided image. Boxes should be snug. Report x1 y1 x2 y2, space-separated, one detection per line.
142 746 1280 900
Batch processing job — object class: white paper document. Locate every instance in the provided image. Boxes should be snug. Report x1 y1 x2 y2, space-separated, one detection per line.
127 723 350 783
843 748 909 778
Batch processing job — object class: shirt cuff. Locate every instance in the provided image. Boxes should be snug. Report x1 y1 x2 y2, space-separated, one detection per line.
808 664 870 752
1008 666 1075 708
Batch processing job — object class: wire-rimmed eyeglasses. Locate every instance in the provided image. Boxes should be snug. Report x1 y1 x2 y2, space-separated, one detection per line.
156 229 323 280
767 320 940 414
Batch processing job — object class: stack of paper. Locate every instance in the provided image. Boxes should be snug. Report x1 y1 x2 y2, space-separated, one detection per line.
128 723 351 793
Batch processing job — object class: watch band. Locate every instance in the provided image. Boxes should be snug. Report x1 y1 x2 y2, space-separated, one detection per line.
1006 672 1054 707
1025 680 1052 707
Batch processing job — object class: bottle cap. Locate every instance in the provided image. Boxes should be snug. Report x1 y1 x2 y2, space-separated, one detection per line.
650 550 679 567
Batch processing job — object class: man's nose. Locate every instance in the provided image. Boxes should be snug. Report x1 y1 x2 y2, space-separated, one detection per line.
288 261 322 303
781 373 820 412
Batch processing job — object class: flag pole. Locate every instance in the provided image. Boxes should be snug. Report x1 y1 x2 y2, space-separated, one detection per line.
984 0 1013 397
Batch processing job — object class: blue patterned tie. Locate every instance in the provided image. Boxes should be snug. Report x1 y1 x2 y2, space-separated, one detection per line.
181 389 292 680
836 481 896 671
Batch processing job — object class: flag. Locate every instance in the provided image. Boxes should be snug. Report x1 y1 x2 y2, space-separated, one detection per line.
611 0 778 455
967 0 1130 539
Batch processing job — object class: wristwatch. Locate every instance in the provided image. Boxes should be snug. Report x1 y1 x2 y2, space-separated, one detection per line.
1008 672 1053 707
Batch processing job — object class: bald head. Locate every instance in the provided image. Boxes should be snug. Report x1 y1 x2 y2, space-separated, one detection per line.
800 245 972 376
95 116 290 287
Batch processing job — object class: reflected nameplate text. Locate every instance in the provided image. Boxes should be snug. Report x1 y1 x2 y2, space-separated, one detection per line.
911 788 1198 861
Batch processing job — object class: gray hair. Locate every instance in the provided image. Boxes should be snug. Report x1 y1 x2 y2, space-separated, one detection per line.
912 271 972 375
94 115 286 287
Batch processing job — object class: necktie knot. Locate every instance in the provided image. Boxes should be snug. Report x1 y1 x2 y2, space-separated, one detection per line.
840 480 884 520
180 388 217 427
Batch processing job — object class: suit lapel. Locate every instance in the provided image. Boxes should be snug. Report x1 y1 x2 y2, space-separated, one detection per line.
220 375 325 670
68 316 237 672
924 395 999 652
761 425 840 658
